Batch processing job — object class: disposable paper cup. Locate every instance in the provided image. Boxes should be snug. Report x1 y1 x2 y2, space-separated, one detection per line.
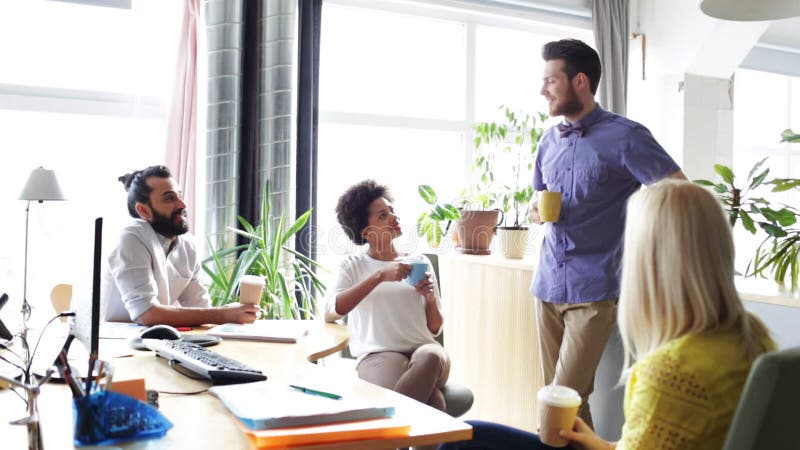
239 275 266 305
537 385 581 447
539 191 562 223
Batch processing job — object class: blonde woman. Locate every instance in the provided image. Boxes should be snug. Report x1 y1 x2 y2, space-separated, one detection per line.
441 180 774 450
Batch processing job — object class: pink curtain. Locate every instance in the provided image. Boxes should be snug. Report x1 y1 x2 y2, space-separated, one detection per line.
165 0 201 228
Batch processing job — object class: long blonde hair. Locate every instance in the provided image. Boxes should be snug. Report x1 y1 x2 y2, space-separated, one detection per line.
618 180 772 369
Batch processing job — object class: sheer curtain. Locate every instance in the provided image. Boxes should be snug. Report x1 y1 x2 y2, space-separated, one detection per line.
166 0 202 228
592 0 628 115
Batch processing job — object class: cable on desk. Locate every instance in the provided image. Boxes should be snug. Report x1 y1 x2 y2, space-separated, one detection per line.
157 388 209 396
168 359 207 381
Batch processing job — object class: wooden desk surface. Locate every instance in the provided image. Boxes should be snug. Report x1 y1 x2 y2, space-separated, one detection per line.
1 322 471 449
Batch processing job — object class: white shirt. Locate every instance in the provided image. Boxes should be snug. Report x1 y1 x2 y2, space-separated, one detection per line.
325 252 443 358
102 219 210 322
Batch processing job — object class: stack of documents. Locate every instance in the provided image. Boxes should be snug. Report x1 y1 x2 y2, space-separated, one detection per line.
240 417 411 448
209 380 409 448
206 320 311 343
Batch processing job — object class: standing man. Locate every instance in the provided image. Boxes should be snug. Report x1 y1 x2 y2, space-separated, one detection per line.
103 165 259 326
530 39 684 426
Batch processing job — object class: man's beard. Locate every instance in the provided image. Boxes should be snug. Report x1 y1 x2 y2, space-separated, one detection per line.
150 208 189 237
551 84 583 118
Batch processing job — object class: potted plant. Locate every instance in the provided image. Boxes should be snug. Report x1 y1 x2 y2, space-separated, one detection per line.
695 134 800 290
752 129 800 291
202 182 326 319
417 184 461 249
473 107 548 258
452 158 504 255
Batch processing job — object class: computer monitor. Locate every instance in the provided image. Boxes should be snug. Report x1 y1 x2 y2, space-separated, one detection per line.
50 217 102 380
70 217 102 361
0 293 12 341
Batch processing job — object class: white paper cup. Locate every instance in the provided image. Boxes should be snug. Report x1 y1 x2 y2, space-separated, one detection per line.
239 275 266 305
537 385 581 447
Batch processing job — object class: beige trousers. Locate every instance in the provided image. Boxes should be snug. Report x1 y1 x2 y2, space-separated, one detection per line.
535 297 617 427
356 343 451 412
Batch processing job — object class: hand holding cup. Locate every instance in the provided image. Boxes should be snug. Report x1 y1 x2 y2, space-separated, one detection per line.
239 275 266 305
537 385 581 447
538 191 562 223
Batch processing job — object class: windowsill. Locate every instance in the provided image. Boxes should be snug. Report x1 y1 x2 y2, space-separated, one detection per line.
439 251 538 271
441 253 800 308
737 277 800 308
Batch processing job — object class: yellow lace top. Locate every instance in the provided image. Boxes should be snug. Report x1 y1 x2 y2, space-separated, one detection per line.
617 329 771 450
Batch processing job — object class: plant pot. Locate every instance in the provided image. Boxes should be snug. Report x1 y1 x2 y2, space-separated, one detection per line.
497 227 529 259
455 209 503 255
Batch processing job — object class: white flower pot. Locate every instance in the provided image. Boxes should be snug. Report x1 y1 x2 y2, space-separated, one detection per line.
497 227 529 259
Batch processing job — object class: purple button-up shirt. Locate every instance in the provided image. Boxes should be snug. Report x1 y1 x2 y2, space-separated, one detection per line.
532 105 680 304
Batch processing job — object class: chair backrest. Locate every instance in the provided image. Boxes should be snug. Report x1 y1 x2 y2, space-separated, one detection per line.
722 346 800 450
50 283 73 322
423 253 444 347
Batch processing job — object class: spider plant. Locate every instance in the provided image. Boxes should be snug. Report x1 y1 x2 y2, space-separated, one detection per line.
202 182 326 319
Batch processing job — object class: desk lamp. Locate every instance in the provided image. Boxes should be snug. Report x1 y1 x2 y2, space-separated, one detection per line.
19 166 66 324
700 0 800 21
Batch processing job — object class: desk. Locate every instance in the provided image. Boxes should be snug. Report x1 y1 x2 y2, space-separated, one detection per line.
1 321 471 449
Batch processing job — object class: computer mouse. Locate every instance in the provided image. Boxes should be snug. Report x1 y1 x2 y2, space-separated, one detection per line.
139 324 182 340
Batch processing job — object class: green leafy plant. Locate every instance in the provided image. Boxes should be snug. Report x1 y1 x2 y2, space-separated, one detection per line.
473 107 548 228
780 128 800 143
416 185 461 248
202 182 325 319
695 131 800 290
750 129 800 291
694 159 795 235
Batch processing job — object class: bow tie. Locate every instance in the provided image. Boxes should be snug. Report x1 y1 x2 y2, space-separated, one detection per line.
557 122 585 138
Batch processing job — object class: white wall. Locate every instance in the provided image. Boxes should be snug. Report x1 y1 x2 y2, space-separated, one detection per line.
627 0 768 179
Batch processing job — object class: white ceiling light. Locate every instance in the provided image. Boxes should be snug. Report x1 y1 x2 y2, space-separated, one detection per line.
700 0 800 21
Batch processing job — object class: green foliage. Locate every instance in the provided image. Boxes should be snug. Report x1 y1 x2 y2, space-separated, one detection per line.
780 129 800 143
416 185 461 248
472 107 548 227
694 158 794 234
695 132 800 290
202 182 325 319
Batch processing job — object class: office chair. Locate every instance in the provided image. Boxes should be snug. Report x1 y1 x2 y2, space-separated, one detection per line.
338 254 474 418
722 346 800 450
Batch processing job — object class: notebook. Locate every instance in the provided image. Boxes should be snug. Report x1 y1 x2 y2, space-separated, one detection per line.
209 380 395 430
240 417 410 449
206 320 311 343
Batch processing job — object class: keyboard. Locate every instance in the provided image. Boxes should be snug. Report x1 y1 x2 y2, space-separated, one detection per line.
142 339 267 385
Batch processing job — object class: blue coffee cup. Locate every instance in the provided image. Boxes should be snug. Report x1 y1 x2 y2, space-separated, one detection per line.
406 261 429 286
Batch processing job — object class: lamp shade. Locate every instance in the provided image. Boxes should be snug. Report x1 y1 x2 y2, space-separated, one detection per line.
700 0 800 21
19 167 66 202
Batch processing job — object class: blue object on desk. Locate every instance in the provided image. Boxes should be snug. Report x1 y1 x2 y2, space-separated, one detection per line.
73 390 172 446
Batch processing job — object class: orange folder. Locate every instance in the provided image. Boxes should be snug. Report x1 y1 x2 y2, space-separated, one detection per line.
238 417 411 449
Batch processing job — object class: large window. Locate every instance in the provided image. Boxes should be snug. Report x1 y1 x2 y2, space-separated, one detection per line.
317 0 590 273
0 0 182 318
732 68 800 271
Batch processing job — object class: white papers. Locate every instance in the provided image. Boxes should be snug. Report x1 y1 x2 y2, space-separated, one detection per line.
210 380 395 430
100 322 145 339
206 320 311 343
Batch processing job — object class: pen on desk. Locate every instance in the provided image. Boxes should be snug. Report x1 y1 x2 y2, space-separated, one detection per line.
289 384 342 400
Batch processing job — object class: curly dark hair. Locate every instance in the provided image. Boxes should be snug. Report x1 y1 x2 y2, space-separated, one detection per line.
336 180 394 245
542 39 602 95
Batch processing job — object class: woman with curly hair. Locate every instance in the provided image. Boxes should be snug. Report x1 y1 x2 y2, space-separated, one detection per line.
325 179 450 412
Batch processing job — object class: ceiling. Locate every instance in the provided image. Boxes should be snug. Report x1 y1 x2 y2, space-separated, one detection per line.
760 16 800 49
